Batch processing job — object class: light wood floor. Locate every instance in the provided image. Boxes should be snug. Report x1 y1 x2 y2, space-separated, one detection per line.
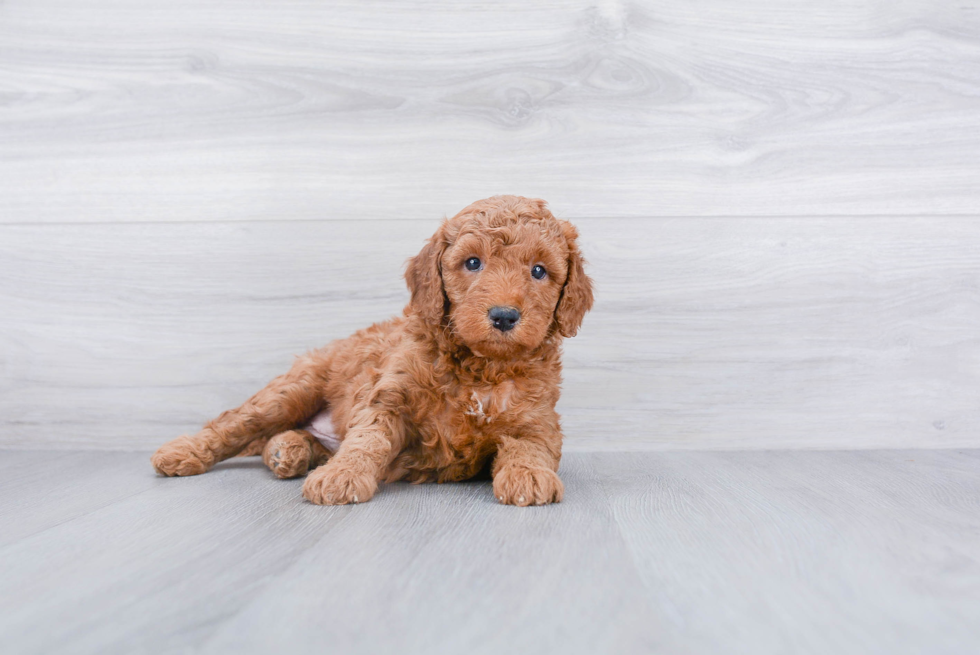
3 1 979 222
1 449 978 654
3 217 980 452
2 2 978 651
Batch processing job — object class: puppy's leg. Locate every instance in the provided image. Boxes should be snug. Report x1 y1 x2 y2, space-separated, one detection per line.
236 436 271 457
262 429 331 479
151 354 327 476
302 396 406 505
492 418 564 507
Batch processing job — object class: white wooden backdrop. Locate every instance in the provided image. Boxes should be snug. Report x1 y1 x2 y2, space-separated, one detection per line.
1 0 979 450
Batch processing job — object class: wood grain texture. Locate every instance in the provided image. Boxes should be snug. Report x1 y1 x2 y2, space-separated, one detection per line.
1 0 980 223
0 451 160 547
2 217 978 451
0 449 977 654
0 453 348 653
594 449 980 655
199 454 662 654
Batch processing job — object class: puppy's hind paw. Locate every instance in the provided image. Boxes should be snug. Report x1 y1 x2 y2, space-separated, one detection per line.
151 435 213 476
263 430 315 479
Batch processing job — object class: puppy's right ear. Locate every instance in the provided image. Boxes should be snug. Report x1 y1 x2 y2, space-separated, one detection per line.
405 221 449 326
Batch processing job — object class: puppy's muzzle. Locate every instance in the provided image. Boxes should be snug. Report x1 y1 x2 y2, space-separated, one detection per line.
488 306 520 332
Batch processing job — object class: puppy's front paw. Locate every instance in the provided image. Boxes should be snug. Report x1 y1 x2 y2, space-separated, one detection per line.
151 435 213 476
302 459 378 505
493 466 564 506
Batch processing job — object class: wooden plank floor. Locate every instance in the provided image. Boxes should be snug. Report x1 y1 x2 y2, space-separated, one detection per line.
1 449 978 654
3 217 978 451
2 1 979 222
3 0 979 453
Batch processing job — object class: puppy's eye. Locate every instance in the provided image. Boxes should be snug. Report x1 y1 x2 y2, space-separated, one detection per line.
464 257 482 271
531 264 547 280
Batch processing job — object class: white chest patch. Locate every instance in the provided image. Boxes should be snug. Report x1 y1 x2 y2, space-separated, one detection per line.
304 408 341 453
464 390 493 425
464 381 515 426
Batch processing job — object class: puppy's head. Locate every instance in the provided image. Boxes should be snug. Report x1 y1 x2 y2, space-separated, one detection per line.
406 195 594 358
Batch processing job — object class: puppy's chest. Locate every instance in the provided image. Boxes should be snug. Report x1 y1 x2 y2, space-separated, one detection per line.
458 380 517 428
422 379 519 442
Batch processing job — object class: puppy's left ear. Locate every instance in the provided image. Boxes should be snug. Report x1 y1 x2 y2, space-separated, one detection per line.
405 221 450 326
554 221 595 338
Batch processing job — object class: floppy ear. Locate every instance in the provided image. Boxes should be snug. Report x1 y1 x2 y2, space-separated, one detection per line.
405 221 450 325
554 222 594 338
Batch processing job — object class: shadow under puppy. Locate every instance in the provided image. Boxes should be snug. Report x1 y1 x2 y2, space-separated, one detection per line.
152 195 594 506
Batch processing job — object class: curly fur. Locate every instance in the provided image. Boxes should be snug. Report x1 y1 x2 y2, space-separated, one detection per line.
151 196 594 506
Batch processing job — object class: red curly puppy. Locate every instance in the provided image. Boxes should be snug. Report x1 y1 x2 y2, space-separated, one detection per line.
151 195 594 506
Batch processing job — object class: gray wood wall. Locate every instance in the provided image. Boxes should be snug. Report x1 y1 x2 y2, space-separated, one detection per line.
2 0 978 450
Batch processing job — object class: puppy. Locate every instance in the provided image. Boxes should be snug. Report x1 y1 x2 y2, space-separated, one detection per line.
151 195 594 506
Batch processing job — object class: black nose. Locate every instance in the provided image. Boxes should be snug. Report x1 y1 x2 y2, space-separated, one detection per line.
488 306 521 332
